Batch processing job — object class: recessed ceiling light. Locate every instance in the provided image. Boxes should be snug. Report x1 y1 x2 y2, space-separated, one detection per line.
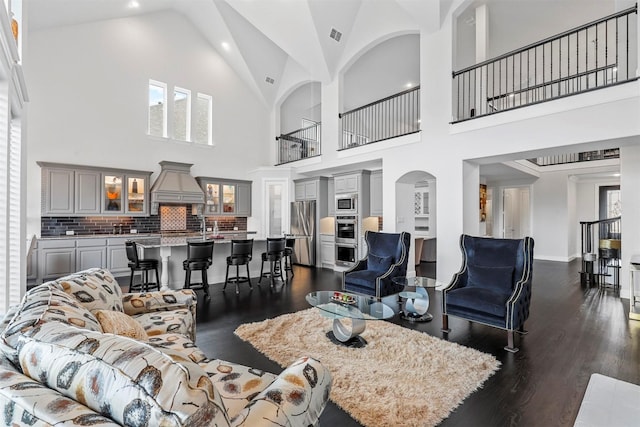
221 42 230 51
405 83 413 88
127 0 140 9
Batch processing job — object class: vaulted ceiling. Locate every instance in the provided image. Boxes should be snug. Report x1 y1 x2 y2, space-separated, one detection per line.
27 0 444 107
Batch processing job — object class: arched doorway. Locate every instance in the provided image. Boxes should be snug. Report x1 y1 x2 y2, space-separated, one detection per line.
396 170 437 279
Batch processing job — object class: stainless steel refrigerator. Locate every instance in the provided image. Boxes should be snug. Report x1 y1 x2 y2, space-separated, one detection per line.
289 200 316 266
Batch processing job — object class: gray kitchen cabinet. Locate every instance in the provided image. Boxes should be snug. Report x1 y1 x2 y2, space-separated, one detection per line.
295 180 318 200
43 168 75 215
38 162 151 217
39 239 76 280
370 170 383 216
328 178 335 216
236 182 252 216
107 237 131 275
75 170 101 214
320 234 335 268
334 173 359 194
36 237 135 283
197 177 252 216
76 238 107 271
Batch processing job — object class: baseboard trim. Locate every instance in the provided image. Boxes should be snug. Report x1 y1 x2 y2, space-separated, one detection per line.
534 255 574 262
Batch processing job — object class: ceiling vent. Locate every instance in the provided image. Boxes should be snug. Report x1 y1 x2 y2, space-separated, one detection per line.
329 28 342 42
265 76 275 84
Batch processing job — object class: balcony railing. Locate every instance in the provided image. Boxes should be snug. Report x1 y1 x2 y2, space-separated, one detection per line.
339 86 420 150
275 122 321 165
528 148 619 166
452 5 638 123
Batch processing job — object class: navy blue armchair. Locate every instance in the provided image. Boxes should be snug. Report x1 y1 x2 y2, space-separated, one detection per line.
343 231 411 299
442 234 534 352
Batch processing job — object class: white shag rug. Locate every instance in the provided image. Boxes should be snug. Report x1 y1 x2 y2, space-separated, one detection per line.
235 308 500 427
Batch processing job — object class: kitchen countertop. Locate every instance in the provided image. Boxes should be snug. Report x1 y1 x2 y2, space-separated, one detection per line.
134 232 260 248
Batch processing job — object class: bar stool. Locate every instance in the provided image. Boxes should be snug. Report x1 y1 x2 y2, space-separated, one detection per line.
284 238 295 277
259 237 286 287
125 241 160 293
223 239 253 294
183 240 214 300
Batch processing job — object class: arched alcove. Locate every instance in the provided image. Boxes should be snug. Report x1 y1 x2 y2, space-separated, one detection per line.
396 170 437 278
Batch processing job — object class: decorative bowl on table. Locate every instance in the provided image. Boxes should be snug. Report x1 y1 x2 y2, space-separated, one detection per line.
331 291 356 304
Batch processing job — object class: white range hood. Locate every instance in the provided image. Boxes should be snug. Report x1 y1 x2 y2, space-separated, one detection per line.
149 161 204 214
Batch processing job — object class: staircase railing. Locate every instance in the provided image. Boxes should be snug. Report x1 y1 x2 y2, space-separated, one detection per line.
452 5 638 123
580 216 621 287
275 122 321 165
339 86 420 150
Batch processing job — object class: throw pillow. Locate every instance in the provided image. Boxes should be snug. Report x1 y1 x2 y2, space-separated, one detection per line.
467 264 515 293
368 253 393 273
55 268 124 313
94 310 148 341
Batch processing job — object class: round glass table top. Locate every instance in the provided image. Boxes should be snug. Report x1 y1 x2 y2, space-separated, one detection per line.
306 291 395 320
392 276 438 288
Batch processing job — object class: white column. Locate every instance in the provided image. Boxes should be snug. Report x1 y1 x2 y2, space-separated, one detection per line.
620 144 640 298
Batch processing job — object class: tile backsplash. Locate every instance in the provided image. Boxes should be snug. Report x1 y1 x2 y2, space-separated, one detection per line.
41 204 248 237
160 206 187 230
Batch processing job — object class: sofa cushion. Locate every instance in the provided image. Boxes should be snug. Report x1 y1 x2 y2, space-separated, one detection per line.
55 268 124 313
94 309 148 341
1 283 102 358
467 264 514 294
148 333 207 364
344 269 380 290
446 287 510 318
0 354 119 426
367 253 393 273
132 308 195 340
17 322 229 426
201 359 278 420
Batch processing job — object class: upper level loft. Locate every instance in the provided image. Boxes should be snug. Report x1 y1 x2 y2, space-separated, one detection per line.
451 4 638 123
274 3 637 166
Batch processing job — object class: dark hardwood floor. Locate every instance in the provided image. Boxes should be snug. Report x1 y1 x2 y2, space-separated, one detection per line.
179 259 640 426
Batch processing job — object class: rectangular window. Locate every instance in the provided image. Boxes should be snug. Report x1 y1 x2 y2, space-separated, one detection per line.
148 80 167 138
173 87 191 141
194 93 212 145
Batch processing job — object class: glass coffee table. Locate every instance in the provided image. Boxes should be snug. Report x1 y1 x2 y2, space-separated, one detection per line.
393 276 436 322
306 291 394 348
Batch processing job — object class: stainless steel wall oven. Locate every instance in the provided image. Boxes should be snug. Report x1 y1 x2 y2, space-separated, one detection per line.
335 216 357 243
335 243 357 267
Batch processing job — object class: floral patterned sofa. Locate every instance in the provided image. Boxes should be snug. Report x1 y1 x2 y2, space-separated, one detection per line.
0 268 331 426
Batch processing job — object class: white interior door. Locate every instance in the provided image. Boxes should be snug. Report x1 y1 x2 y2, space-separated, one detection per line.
264 179 287 236
502 187 530 238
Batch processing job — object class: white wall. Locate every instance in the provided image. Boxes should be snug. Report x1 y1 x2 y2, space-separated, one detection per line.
343 33 420 111
567 178 578 259
24 11 270 236
279 81 321 134
620 143 640 296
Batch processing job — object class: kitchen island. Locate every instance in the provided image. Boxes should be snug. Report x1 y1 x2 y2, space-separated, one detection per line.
132 232 272 290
